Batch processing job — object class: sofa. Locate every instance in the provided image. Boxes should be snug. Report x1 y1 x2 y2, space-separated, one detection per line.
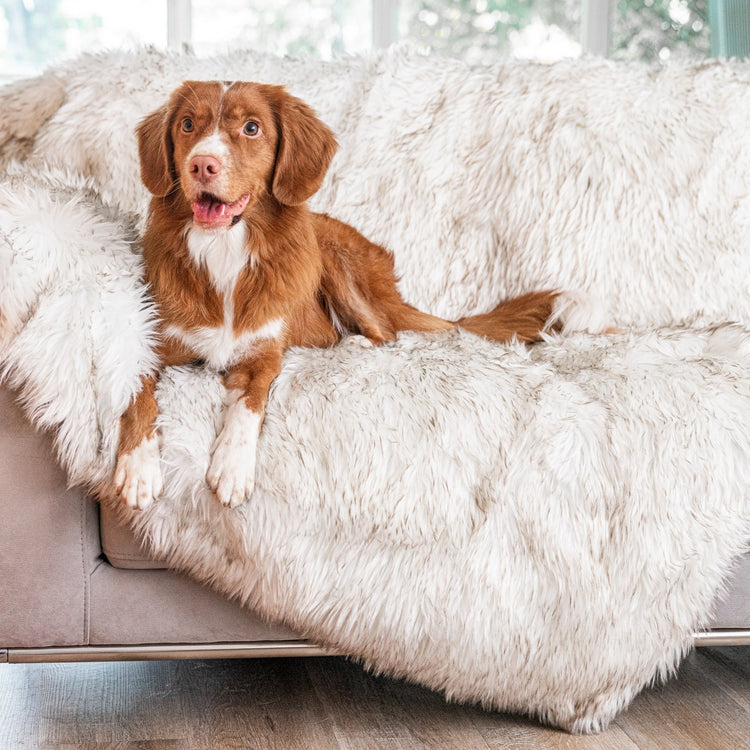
0 383 326 662
2 46 750 731
1 365 748 665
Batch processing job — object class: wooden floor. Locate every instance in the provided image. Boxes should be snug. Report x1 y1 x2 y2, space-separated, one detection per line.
0 647 748 749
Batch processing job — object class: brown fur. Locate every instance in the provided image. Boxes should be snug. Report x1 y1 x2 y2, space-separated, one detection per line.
314 213 559 344
223 342 285 414
458 291 560 343
116 80 560 506
117 376 159 455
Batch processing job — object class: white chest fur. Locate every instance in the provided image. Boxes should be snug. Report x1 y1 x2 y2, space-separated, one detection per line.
164 224 284 370
187 221 250 290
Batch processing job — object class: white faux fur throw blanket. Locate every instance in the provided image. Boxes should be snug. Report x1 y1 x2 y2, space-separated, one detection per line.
2 48 750 732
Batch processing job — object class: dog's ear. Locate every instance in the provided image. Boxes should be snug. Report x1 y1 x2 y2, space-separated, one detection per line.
269 88 338 206
136 104 174 198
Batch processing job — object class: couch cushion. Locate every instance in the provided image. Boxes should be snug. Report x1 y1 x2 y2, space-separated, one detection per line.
0 386 101 647
89 563 300 645
100 500 168 569
711 552 750 629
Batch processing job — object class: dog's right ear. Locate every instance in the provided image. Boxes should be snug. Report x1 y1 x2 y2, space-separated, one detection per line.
136 105 174 198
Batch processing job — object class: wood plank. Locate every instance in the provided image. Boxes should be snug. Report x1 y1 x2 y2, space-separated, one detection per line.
40 743 183 750
698 646 750 712
0 663 39 748
26 661 188 746
1 647 749 749
305 656 492 750
174 657 340 750
473 714 641 750
616 648 750 750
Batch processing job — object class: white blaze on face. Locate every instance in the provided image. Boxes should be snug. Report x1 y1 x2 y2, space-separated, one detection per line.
183 131 232 200
185 128 239 226
206 389 263 508
188 132 231 167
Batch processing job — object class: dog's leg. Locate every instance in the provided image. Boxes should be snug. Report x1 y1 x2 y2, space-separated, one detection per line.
207 342 283 508
317 214 455 343
315 214 554 343
314 214 607 345
114 340 195 509
318 251 397 345
115 374 163 510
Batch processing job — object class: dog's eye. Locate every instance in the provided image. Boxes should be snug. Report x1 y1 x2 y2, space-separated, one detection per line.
243 121 260 137
181 118 194 133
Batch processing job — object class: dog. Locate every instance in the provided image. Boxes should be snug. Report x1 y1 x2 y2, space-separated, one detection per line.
115 80 571 510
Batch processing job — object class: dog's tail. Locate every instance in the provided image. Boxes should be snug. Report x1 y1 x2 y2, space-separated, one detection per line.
456 290 559 344
456 289 612 344
369 289 610 345
380 290 559 343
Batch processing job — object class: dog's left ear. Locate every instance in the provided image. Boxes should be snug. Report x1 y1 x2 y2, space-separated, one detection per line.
269 87 338 206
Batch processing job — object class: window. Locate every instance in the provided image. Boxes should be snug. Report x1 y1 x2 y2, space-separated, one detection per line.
0 0 166 78
398 0 582 64
611 0 710 62
0 0 743 81
189 0 371 59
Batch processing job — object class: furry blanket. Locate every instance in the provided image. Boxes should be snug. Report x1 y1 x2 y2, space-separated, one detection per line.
2 48 750 732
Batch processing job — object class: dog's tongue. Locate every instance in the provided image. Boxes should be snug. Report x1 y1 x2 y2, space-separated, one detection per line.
192 194 250 228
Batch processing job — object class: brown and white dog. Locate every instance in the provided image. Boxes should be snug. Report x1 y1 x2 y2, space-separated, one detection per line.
115 80 565 510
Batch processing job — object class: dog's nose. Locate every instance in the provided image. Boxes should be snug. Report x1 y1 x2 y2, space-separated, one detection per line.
190 155 222 183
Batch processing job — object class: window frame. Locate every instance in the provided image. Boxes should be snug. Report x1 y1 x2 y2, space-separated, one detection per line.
167 0 192 51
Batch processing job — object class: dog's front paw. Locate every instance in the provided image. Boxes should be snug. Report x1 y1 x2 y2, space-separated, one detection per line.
114 435 163 510
206 404 262 508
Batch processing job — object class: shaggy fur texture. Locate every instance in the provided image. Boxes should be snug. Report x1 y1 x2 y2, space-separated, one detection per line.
1 49 750 732
2 47 749 327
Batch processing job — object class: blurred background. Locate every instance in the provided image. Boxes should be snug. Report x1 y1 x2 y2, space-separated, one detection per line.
0 0 739 81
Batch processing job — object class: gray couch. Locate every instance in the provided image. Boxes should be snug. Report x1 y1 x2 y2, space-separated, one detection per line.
1 378 749 665
0 384 324 663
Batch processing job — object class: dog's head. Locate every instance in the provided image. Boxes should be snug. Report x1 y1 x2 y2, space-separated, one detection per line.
137 80 338 229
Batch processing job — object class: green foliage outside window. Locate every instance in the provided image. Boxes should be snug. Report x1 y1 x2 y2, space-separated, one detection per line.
0 0 719 79
402 0 709 62
400 0 581 62
612 0 709 61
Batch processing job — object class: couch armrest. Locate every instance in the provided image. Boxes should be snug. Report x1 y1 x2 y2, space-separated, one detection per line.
0 384 101 648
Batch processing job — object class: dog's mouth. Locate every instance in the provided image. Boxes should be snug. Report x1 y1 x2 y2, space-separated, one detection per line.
191 192 251 229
